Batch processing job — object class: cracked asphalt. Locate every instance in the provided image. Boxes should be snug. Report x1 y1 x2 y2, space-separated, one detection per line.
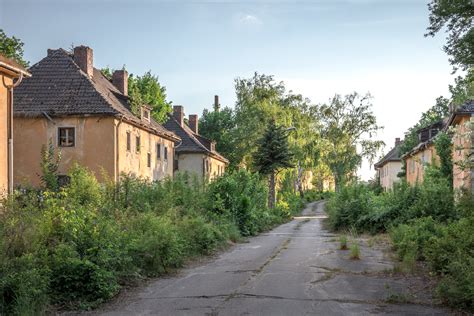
96 201 451 315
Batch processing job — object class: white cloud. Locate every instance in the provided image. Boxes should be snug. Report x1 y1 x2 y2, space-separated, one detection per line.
238 14 263 25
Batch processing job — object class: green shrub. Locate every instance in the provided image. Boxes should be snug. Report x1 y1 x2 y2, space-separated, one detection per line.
178 216 226 255
126 214 184 276
0 165 300 312
208 169 270 236
49 243 119 307
0 253 50 315
389 217 444 261
326 183 375 231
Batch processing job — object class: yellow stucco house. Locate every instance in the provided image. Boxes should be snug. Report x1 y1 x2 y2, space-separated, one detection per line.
13 46 180 186
164 105 228 181
402 121 443 186
0 55 30 195
448 100 473 194
374 138 403 190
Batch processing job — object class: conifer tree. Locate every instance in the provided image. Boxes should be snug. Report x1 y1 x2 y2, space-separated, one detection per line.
254 120 294 208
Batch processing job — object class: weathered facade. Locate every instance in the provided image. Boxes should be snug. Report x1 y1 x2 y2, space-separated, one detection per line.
164 105 228 181
448 100 474 194
0 55 30 195
13 46 179 186
403 122 442 186
374 138 403 190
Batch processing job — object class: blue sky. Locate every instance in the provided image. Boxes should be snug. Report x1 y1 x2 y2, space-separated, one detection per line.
1 0 455 179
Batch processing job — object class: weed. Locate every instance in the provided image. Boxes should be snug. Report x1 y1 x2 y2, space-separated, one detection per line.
339 235 348 250
349 242 361 260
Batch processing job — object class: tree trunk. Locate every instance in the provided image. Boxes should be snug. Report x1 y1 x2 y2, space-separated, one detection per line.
268 171 276 209
296 161 304 198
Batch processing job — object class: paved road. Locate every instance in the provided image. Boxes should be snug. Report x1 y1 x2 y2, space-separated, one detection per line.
97 202 450 315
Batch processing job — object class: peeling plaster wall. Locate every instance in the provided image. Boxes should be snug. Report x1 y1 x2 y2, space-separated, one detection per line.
116 119 175 181
176 153 226 181
452 115 473 193
0 74 11 195
377 161 402 190
14 116 115 186
405 144 439 186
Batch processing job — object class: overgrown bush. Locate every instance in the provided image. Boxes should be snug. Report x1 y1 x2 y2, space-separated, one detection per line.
0 165 303 313
326 167 473 311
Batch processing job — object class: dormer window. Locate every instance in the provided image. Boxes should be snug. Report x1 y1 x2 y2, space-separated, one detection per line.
141 106 151 122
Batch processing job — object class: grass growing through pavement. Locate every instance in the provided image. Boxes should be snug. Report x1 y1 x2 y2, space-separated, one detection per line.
349 242 361 260
339 235 348 250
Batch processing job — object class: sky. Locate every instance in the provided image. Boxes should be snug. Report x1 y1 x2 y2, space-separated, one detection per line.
0 0 455 180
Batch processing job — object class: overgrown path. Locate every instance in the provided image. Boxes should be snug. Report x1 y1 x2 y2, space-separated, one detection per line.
95 202 450 315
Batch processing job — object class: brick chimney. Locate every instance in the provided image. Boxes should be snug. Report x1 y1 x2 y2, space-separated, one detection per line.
214 95 220 112
112 70 128 96
395 138 401 146
73 46 93 78
173 105 184 126
189 114 198 134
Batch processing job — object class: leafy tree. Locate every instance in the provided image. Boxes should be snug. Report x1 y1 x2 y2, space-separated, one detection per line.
131 71 172 123
450 68 474 106
317 93 384 191
398 96 450 177
101 68 171 123
254 120 294 208
426 0 474 71
199 107 237 166
0 29 29 68
40 140 61 191
434 131 453 186
233 73 288 167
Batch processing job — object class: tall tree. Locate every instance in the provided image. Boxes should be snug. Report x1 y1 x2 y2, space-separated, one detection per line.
254 120 294 208
101 68 171 123
426 0 474 71
233 73 287 168
131 71 172 123
199 107 237 166
0 29 29 68
317 93 383 190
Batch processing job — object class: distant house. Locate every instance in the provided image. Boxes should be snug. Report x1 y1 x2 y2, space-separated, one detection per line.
13 46 180 186
0 55 30 195
164 105 228 180
447 100 473 194
374 138 403 190
402 121 444 186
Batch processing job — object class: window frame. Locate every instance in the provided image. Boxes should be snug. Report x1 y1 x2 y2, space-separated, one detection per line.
164 146 168 161
126 131 131 151
156 143 161 160
58 127 76 148
147 152 151 168
136 135 141 153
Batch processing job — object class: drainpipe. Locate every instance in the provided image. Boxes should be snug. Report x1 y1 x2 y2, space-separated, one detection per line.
116 115 124 183
3 73 24 194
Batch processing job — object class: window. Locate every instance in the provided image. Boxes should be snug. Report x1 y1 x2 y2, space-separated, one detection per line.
136 136 141 152
156 143 161 160
58 127 75 147
142 108 150 121
164 146 168 160
126 132 131 151
147 153 151 168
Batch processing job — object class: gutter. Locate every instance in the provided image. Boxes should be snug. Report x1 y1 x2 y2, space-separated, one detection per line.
2 73 25 194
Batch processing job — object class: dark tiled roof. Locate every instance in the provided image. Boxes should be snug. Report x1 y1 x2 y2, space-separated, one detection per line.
14 49 178 141
163 117 229 163
454 99 474 114
374 142 403 168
